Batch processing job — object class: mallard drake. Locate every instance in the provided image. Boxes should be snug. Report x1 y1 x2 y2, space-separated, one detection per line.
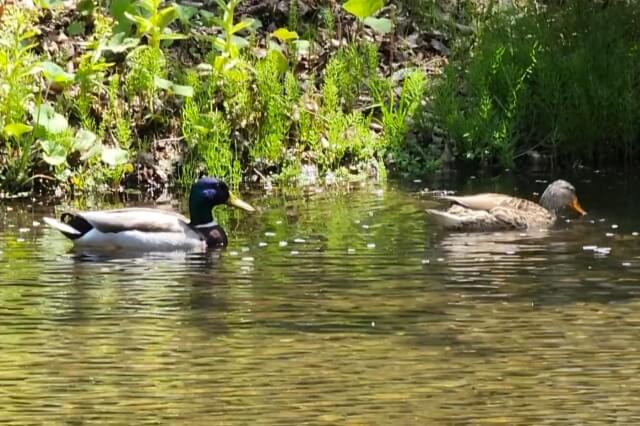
427 179 586 231
43 177 255 250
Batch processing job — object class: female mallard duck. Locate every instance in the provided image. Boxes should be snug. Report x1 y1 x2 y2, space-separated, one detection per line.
427 179 586 231
43 177 255 250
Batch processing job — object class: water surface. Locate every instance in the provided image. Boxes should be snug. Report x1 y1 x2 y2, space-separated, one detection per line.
1 172 639 424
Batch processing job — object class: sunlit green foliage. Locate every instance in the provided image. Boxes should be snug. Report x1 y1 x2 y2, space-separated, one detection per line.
0 0 438 194
433 1 640 167
0 7 39 190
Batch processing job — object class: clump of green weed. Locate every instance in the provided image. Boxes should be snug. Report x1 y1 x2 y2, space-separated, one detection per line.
125 46 167 111
323 42 378 110
433 2 640 167
252 57 298 165
180 71 240 188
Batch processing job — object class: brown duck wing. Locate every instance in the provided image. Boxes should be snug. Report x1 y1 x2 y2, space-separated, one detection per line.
78 208 191 233
442 193 517 211
444 204 527 231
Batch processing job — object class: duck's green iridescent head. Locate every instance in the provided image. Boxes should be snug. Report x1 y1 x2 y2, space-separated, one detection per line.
189 177 255 225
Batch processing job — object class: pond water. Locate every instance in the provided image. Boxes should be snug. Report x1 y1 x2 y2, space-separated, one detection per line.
1 171 639 424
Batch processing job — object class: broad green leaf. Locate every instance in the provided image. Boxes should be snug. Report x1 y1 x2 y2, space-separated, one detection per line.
72 129 96 152
40 140 67 166
154 6 178 29
109 0 134 34
154 76 172 89
124 12 152 33
38 61 75 84
33 103 68 135
199 9 216 26
171 84 194 97
105 32 140 53
101 147 129 166
77 0 95 13
230 35 249 49
343 0 384 19
3 123 33 138
231 19 253 35
175 4 198 25
212 37 226 52
137 0 156 13
363 17 392 34
272 28 299 42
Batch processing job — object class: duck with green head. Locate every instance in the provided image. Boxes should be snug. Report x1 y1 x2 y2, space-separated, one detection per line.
43 177 255 250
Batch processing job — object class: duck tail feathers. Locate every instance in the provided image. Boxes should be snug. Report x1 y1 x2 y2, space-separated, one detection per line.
426 209 462 229
43 217 83 240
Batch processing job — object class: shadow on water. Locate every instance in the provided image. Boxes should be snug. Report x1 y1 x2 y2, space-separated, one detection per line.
0 170 639 423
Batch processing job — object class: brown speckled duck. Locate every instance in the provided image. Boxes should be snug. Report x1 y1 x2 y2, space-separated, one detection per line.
427 179 586 231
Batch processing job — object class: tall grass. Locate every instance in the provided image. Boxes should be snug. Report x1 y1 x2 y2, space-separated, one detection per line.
433 1 640 167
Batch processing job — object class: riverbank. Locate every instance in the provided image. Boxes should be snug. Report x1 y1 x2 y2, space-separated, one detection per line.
1 0 638 198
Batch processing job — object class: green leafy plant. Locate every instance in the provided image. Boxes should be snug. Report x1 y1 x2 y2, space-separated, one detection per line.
0 7 40 190
209 0 255 73
431 2 640 167
342 0 392 35
125 0 187 49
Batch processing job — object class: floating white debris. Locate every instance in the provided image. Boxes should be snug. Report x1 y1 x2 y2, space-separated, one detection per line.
258 242 268 247
633 232 639 236
582 245 598 251
279 241 288 247
275 220 283 225
605 233 615 237
362 224 369 229
622 262 632 267
354 220 361 224
241 257 254 262
32 221 40 227
290 250 299 255
229 251 239 256
241 246 250 252
293 238 306 243
18 228 30 233
264 231 276 237
505 250 516 255
413 179 422 183
594 247 611 255
421 259 430 264
347 248 356 254
611 224 619 229
16 238 24 243
599 218 606 222
368 212 374 217
437 258 445 262
6 207 12 212
366 243 376 249
371 321 376 327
